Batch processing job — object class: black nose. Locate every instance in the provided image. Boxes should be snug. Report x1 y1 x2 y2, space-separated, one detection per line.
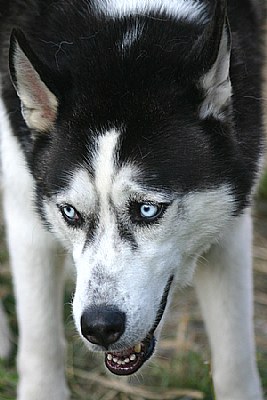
81 305 126 349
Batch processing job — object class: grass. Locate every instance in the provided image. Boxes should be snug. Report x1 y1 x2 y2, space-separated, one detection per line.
259 170 267 200
140 352 214 398
0 360 18 400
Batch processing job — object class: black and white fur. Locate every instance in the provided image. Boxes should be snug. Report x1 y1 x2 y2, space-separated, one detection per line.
0 0 265 399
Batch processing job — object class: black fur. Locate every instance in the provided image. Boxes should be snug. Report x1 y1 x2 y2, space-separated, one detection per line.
0 0 265 219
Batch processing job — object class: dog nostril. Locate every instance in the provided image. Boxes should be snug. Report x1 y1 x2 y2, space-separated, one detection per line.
80 305 126 349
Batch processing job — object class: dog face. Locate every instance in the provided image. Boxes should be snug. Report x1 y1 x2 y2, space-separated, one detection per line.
9 0 246 375
42 128 234 374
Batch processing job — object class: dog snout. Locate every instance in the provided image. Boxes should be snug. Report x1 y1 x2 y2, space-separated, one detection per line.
80 305 126 349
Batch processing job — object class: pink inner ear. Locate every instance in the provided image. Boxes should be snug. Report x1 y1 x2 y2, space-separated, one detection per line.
17 54 57 125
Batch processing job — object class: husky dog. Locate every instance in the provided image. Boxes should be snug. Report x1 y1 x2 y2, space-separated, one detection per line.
0 0 265 399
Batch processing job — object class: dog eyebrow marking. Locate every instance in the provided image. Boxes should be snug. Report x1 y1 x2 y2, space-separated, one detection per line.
56 169 96 214
98 0 207 22
93 129 120 202
91 130 140 250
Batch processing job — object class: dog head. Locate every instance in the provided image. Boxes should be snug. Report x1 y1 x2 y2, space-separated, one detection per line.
9 0 242 375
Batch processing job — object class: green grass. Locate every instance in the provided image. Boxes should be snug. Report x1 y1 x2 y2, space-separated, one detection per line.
141 351 215 399
0 359 17 400
258 351 267 390
259 170 267 200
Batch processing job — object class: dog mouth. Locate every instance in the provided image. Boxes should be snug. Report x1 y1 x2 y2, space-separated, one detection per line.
105 334 155 375
105 276 174 376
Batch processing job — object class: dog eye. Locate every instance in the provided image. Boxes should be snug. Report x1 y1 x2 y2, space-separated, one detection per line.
60 204 82 226
140 204 159 218
130 202 165 224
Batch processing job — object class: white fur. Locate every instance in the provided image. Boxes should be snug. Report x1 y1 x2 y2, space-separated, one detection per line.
43 130 236 352
194 210 263 400
71 183 236 349
41 123 263 399
0 97 69 400
94 129 120 201
98 0 207 22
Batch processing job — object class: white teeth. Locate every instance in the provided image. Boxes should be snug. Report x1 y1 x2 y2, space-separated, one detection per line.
111 357 127 365
108 352 138 366
134 343 142 353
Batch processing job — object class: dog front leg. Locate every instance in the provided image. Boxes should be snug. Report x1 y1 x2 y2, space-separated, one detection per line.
1 127 69 400
194 210 263 400
3 184 69 400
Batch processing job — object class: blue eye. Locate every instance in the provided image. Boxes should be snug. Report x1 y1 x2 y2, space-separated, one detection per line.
130 201 166 224
63 206 76 219
140 204 159 218
60 204 82 226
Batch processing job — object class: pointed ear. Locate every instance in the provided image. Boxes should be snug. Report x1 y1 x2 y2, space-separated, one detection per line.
196 1 232 120
199 19 232 120
9 29 58 132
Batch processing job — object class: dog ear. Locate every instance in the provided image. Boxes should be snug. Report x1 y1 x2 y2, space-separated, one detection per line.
9 29 58 132
193 0 232 120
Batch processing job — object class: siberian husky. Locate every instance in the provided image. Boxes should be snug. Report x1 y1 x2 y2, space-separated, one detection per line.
0 0 265 399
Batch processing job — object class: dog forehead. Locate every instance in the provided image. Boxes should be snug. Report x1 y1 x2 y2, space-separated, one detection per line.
97 0 207 21
87 128 142 204
56 169 96 214
56 128 147 209
93 129 121 198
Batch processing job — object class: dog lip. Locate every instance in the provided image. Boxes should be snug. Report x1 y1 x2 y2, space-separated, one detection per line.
152 275 174 332
105 275 174 376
